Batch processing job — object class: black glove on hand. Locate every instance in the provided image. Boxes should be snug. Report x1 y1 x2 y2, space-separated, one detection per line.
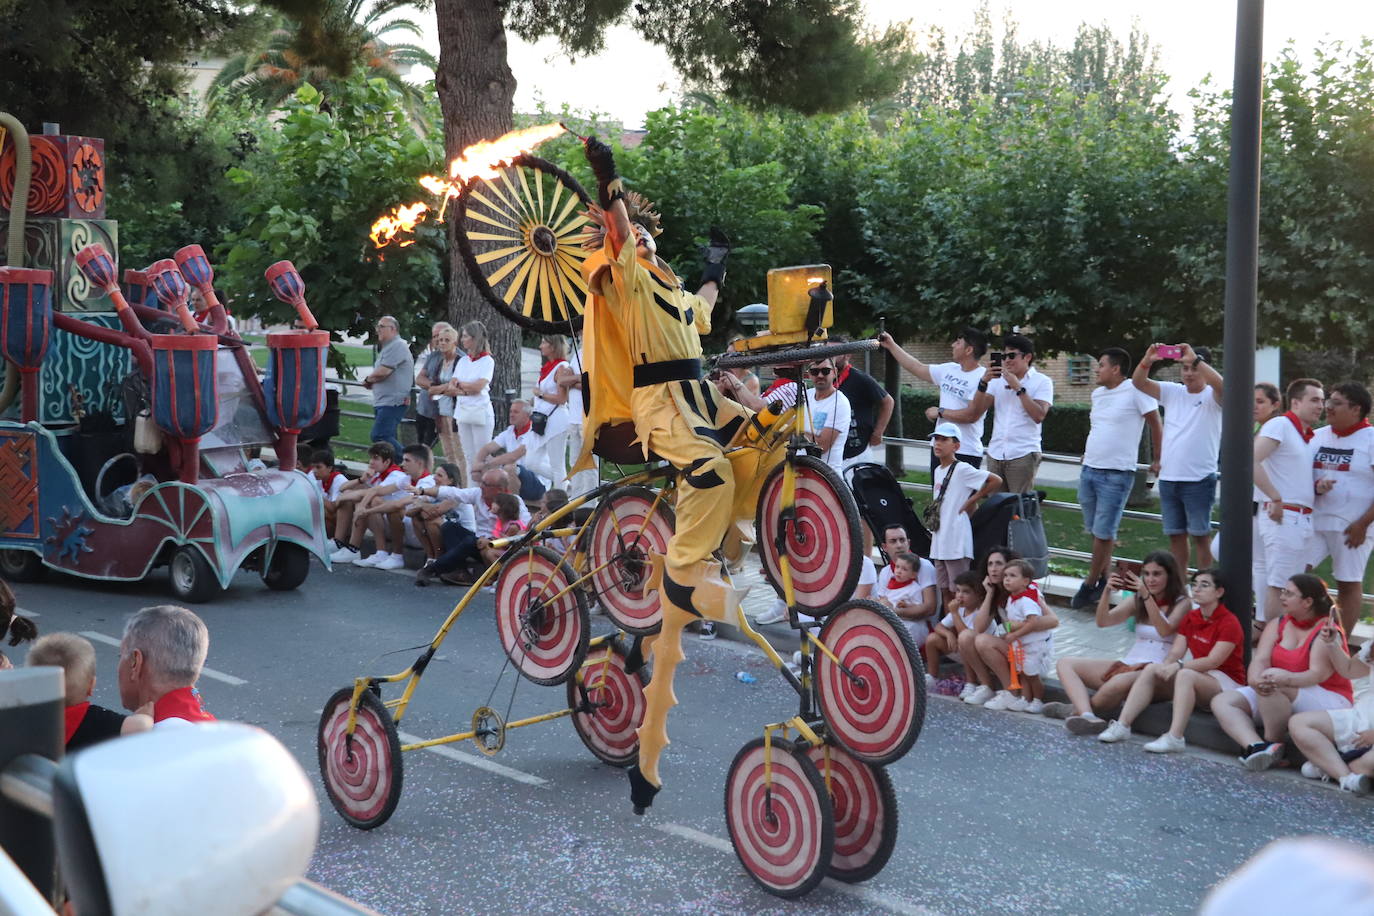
699 227 731 288
583 137 622 208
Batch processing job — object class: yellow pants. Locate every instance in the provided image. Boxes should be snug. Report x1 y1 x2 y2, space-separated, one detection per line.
645 411 735 571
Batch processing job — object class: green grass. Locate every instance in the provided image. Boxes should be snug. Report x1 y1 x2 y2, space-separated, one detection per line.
246 340 375 372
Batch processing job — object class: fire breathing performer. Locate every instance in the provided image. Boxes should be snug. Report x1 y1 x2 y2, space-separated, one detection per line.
571 136 739 813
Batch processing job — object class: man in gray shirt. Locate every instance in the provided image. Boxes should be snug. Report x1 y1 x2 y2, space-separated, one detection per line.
364 315 414 456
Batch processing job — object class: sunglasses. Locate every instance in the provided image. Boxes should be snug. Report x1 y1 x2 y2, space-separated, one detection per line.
808 367 833 376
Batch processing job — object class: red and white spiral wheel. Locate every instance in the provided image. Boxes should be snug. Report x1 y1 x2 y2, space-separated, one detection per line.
582 485 675 635
724 737 835 899
567 640 647 767
495 545 589 686
806 743 899 883
317 687 403 830
756 454 863 618
813 599 926 766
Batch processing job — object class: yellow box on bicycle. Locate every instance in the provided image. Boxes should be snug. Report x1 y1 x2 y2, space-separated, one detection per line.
766 264 833 335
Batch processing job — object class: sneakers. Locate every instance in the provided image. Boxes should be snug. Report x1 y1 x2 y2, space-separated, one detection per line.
353 551 381 567
983 690 1020 711
698 621 717 640
959 682 977 701
1024 699 1045 715
753 602 789 626
1339 772 1372 796
925 673 936 691
1098 720 1131 743
1300 761 1330 781
1070 576 1105 610
1143 732 1187 754
374 552 405 570
963 685 995 706
1239 742 1284 771
1066 714 1108 736
1040 702 1074 720
328 544 359 564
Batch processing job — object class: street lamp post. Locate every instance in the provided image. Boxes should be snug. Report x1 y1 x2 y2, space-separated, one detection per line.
1219 0 1265 656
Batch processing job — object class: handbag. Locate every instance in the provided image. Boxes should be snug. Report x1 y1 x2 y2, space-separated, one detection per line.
530 409 549 436
1008 492 1050 577
454 398 489 425
922 464 955 533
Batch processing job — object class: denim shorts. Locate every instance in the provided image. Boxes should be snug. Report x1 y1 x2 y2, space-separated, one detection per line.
1158 474 1217 536
1078 466 1135 541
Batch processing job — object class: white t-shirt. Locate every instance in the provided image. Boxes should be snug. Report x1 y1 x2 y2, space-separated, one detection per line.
939 603 984 631
493 424 543 464
566 351 584 425
1082 381 1158 471
455 353 495 419
1258 414 1316 507
1156 380 1224 481
533 361 570 437
444 484 533 533
1005 591 1052 645
876 559 938 643
316 471 346 502
929 362 986 457
1311 424 1374 532
804 387 852 472
388 472 435 502
928 460 991 560
857 558 878 591
368 467 410 491
986 367 1053 461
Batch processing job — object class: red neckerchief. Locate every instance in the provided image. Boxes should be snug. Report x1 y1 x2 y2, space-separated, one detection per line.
369 463 402 485
471 351 490 360
409 472 427 485
514 422 532 436
64 702 90 743
1009 588 1037 602
152 686 216 723
538 360 561 383
886 576 914 589
835 365 852 388
1332 418 1372 438
323 470 343 492
1284 411 1315 443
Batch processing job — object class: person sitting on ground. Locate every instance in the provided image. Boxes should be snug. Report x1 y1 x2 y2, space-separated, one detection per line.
27 633 153 751
960 547 1019 705
924 570 989 692
416 469 533 587
309 447 347 535
1094 567 1247 749
1052 550 1191 735
877 552 932 641
117 605 217 726
532 489 572 556
1289 628 1374 796
1211 573 1354 771
476 493 526 566
354 443 435 569
0 577 37 671
873 525 939 643
406 462 462 562
977 559 1058 712
329 443 408 565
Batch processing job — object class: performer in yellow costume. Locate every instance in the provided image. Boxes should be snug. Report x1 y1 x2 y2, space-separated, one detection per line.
572 137 744 812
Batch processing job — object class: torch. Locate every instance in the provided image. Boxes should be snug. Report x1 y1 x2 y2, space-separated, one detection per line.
264 261 319 330
261 261 325 470
174 244 231 335
146 259 204 334
74 243 156 341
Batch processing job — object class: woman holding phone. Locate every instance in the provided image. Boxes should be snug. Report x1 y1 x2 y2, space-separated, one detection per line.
1050 550 1191 735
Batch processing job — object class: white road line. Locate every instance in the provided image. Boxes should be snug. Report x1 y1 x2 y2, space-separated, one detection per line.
16 606 38 618
654 822 940 916
80 631 248 686
396 730 549 787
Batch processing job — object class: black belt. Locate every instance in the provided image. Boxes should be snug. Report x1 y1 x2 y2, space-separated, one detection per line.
633 358 701 388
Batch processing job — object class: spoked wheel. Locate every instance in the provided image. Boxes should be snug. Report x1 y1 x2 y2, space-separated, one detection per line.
805 743 898 883
582 485 675 635
454 154 592 333
495 545 590 686
317 687 403 830
567 640 648 767
813 599 925 766
725 737 835 899
756 454 863 618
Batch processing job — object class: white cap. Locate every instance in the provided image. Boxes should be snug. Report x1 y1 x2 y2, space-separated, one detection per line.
931 421 961 441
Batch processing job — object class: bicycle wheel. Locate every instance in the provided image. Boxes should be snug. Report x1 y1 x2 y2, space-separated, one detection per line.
724 737 835 899
495 545 590 686
454 154 591 333
813 599 925 765
756 454 863 617
317 687 403 830
806 744 898 883
582 485 675 635
567 640 647 767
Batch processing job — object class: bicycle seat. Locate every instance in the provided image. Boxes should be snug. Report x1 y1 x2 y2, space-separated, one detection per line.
593 421 663 464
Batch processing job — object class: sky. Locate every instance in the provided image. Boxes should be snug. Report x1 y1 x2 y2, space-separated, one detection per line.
416 1 1374 128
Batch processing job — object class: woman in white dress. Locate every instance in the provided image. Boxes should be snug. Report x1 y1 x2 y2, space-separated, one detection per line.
450 320 496 484
527 334 576 487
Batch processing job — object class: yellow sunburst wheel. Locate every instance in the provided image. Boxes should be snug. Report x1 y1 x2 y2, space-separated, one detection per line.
455 154 591 333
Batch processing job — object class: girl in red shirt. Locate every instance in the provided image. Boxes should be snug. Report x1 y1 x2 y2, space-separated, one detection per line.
1212 573 1353 770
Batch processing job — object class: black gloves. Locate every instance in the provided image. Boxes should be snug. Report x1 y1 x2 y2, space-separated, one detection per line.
699 227 731 289
583 136 623 208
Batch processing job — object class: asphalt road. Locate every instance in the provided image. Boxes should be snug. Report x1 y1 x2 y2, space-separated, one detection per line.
14 562 1374 915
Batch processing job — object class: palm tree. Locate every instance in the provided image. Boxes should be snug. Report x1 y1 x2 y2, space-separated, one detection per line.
211 0 437 131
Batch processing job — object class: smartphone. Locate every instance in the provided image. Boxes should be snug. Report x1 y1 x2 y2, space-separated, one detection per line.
990 351 1004 367
1114 559 1142 579
1156 344 1182 360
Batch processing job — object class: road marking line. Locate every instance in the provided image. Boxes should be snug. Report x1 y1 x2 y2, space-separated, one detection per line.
80 631 248 686
16 606 38 618
654 822 939 916
396 730 549 787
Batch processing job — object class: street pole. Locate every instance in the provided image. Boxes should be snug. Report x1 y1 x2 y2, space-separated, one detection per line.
1219 0 1265 659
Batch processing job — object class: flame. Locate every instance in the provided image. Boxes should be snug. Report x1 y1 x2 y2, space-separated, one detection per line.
371 122 567 249
370 202 429 248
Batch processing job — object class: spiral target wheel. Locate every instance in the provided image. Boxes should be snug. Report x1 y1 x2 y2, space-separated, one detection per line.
756 454 863 617
567 640 648 767
806 744 898 883
455 154 592 333
495 545 590 685
583 486 675 635
813 600 925 765
725 737 835 899
317 687 403 830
